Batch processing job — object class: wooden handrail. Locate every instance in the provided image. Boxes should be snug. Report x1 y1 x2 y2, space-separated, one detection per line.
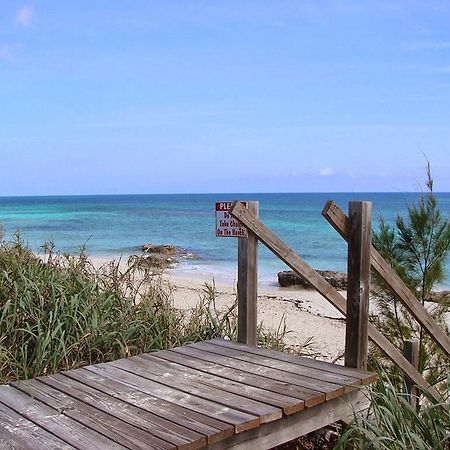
322 200 450 359
230 201 442 402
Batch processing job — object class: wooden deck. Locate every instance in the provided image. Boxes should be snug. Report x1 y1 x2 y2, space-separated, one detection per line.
0 338 376 450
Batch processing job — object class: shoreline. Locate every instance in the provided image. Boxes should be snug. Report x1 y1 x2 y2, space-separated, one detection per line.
90 255 347 361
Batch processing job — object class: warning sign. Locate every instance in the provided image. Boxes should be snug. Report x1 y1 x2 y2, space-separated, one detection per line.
215 201 248 238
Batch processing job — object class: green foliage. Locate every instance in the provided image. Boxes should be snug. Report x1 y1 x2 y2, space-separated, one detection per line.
371 163 450 395
336 368 450 450
0 234 295 383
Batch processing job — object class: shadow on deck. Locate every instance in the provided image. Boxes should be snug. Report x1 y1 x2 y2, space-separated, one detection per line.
0 338 376 450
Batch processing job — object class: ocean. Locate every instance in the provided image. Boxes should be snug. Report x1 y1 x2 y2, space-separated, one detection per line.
1 193 450 287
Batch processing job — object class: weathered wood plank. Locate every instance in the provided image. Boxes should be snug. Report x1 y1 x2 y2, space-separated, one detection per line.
0 385 125 450
79 363 260 433
345 201 371 370
38 373 203 450
150 350 305 415
207 390 369 450
13 379 168 450
169 346 326 407
209 338 376 384
169 345 325 407
199 340 361 389
189 341 346 399
62 367 233 446
403 339 419 408
238 201 259 346
322 200 450 359
0 401 74 450
230 200 441 401
138 353 302 415
110 354 282 424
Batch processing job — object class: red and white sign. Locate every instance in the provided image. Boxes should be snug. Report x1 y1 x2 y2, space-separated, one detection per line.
215 201 248 238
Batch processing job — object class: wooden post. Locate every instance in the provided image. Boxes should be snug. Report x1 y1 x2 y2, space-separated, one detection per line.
237 201 259 346
345 201 372 370
403 339 419 408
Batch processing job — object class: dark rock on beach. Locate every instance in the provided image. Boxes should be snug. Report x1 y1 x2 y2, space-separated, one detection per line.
278 270 347 290
142 244 177 254
138 243 198 270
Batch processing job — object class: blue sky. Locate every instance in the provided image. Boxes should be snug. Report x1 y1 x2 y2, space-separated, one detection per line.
1 1 449 195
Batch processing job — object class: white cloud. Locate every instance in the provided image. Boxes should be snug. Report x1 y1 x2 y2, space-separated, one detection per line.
15 5 34 28
319 167 335 176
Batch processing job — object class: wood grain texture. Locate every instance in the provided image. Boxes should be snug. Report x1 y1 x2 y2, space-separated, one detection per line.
0 385 126 450
231 200 440 401
0 338 379 448
0 401 74 450
208 338 377 384
109 354 282 424
138 353 303 415
62 367 233 446
238 201 259 346
207 390 369 450
345 201 372 370
12 379 163 450
81 362 260 433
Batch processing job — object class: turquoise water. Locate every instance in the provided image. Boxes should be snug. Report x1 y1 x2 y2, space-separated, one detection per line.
1 193 450 286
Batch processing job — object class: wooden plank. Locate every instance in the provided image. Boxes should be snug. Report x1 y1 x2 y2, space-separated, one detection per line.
150 350 305 415
192 341 361 394
190 341 347 399
12 379 170 450
322 200 450 359
0 401 74 450
345 201 372 370
0 385 126 450
207 390 369 450
403 339 419 408
78 364 260 433
110 354 282 424
230 200 441 402
137 353 303 415
37 373 204 450
238 200 259 346
169 345 325 407
62 367 233 446
209 338 377 384
172 342 328 407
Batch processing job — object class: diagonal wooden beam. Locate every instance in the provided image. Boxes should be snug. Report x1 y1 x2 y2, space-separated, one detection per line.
322 200 450 359
229 201 441 402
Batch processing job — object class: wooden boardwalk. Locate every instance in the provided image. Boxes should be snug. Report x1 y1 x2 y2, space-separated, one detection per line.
0 338 376 449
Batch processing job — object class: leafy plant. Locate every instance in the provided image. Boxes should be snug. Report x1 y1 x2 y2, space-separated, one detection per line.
371 162 450 396
336 368 450 450
0 234 301 383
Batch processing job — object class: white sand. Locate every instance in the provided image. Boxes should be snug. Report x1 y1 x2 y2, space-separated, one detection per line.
163 269 346 362
89 256 346 362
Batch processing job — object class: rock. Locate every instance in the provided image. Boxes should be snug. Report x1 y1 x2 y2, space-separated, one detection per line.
277 270 347 290
142 244 176 254
138 243 198 270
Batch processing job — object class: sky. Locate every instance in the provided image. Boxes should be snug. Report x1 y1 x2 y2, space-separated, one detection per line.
1 1 450 195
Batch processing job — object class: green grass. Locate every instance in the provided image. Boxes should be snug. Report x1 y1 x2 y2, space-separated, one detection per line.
0 234 298 383
336 368 450 450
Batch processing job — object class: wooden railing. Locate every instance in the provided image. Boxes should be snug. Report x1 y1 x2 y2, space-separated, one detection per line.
230 200 449 402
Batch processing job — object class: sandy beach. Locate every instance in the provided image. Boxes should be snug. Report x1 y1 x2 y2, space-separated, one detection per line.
161 267 347 362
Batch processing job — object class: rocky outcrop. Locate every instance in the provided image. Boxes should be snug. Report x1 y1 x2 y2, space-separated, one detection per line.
142 244 177 254
138 243 197 270
277 270 347 290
